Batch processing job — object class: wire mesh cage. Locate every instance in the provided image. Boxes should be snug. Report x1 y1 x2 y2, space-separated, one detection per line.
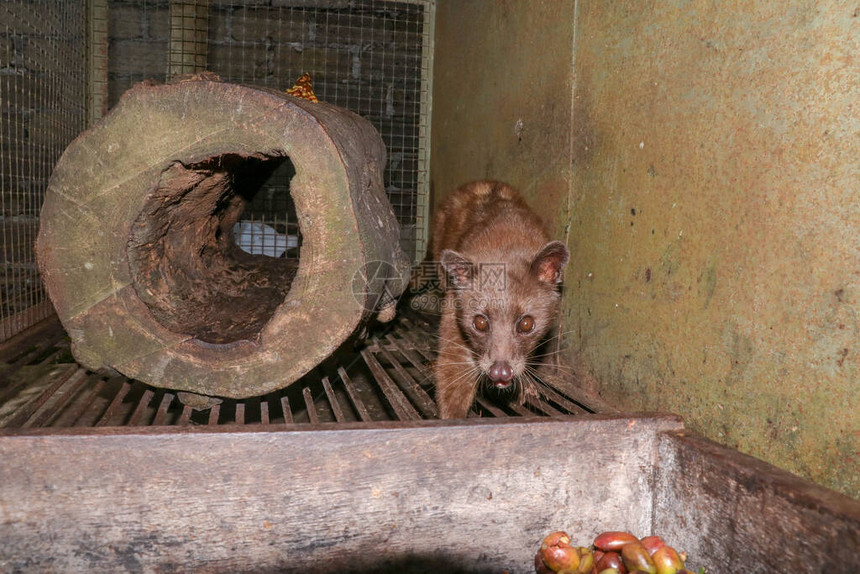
108 0 433 263
0 0 434 342
0 1 88 341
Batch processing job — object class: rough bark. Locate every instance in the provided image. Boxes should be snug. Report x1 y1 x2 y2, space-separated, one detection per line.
37 78 410 398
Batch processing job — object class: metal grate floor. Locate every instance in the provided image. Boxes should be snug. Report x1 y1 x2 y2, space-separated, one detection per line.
0 312 598 430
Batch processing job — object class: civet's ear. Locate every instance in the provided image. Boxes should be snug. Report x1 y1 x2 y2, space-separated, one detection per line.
530 240 570 285
440 249 475 290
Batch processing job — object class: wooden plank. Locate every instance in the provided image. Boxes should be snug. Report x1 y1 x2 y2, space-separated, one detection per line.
35 346 71 366
9 367 83 429
0 415 683 573
652 430 860 572
0 312 65 363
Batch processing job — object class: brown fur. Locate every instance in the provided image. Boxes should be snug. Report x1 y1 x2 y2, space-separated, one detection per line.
431 181 569 418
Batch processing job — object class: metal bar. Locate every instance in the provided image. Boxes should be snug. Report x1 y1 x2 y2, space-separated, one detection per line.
360 349 421 421
508 403 534 417
373 337 437 418
35 347 71 366
87 0 108 125
303 387 319 424
235 402 245 425
537 370 607 413
0 376 36 411
0 302 57 346
168 0 210 78
322 377 345 423
338 367 371 422
69 376 106 427
177 405 193 426
386 333 433 380
475 396 508 418
96 381 132 427
413 0 435 262
2 333 66 375
280 396 293 424
127 388 155 426
152 393 175 426
365 337 400 354
11 367 85 429
394 316 436 362
0 313 64 363
526 395 564 417
535 381 592 415
260 399 270 425
38 368 94 428
0 336 69 406
207 404 220 425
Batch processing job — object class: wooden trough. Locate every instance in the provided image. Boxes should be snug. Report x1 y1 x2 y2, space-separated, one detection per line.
0 415 858 572
36 78 410 399
1 315 858 572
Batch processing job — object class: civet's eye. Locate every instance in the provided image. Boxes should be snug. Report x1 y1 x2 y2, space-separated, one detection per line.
473 315 489 332
517 315 535 333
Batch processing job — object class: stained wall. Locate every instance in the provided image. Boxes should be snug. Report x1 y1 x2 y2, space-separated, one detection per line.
430 0 576 237
431 1 859 498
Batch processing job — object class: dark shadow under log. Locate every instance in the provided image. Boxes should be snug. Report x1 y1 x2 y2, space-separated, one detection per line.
37 78 410 398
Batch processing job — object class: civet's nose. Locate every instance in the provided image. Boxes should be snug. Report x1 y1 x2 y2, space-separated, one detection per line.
489 361 514 388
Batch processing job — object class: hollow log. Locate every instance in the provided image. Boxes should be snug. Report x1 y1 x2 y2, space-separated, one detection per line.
37 78 410 399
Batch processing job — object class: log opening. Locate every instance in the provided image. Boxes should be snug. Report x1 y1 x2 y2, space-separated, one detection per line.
128 152 298 345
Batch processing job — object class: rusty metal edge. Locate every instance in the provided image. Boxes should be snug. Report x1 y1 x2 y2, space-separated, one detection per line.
0 412 685 438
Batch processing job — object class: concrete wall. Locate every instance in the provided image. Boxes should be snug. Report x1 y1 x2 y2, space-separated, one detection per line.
431 1 859 498
430 0 576 238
